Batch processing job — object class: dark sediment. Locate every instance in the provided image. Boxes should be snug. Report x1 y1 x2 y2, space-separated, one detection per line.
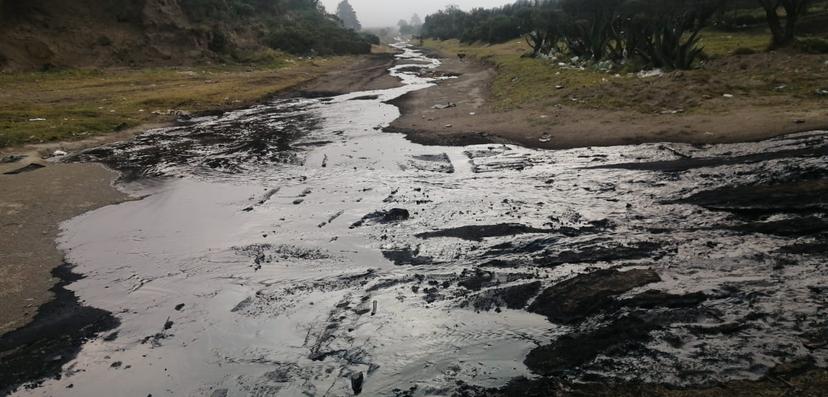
415 223 552 242
528 268 661 324
592 145 828 172
532 241 666 267
674 180 828 214
464 281 542 311
0 265 119 395
524 316 660 376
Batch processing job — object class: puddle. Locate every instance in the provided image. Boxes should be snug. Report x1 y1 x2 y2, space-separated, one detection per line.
6 44 828 396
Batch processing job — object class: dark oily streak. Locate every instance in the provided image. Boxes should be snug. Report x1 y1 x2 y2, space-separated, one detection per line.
3 163 45 175
67 101 319 180
729 216 828 237
415 223 553 242
463 281 542 312
591 144 828 172
381 246 435 266
528 268 661 324
524 315 660 376
0 265 119 395
532 241 666 267
672 179 828 214
350 208 410 228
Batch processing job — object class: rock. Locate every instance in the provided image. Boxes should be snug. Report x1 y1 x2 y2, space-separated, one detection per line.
0 154 25 163
528 268 661 324
431 102 456 109
210 389 228 397
351 208 409 228
350 372 364 395
457 268 495 291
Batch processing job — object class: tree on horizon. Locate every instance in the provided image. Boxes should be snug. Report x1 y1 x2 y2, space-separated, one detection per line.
336 0 361 31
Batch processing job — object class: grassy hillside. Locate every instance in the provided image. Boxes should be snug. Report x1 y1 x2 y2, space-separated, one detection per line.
0 0 377 71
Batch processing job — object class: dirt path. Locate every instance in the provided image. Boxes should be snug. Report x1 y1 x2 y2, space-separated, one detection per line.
0 163 128 335
388 49 828 149
0 53 402 337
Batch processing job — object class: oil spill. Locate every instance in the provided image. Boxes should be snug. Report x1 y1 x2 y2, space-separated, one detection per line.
4 43 828 396
0 265 118 395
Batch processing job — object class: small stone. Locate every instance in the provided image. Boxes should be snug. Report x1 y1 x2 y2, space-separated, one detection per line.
350 372 364 395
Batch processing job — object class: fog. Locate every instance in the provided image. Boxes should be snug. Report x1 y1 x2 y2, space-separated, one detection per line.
320 0 516 28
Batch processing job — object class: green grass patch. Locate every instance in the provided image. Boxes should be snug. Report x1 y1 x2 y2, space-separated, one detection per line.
0 56 355 148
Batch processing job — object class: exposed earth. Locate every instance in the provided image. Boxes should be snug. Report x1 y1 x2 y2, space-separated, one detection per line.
388 47 828 150
0 44 827 397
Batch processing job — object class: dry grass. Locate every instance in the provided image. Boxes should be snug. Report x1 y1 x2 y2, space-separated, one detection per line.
422 31 828 115
0 55 356 148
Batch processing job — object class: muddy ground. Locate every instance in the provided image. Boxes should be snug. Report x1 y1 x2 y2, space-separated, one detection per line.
387 48 828 150
0 163 128 335
1 44 827 397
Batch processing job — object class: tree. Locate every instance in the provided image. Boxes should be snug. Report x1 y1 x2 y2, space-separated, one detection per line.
757 0 811 47
410 13 422 28
336 0 361 31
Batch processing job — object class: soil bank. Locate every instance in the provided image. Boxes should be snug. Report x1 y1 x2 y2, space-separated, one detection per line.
387 48 828 149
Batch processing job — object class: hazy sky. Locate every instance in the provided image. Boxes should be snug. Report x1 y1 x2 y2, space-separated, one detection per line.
320 0 515 28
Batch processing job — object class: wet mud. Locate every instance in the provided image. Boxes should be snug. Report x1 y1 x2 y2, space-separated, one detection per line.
4 44 828 396
0 265 118 395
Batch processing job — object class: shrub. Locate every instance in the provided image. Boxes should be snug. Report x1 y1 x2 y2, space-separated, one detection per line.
731 46 758 55
208 28 229 53
796 37 828 54
96 35 113 47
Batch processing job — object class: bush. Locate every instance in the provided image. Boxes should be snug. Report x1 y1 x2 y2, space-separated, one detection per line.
360 32 380 46
796 37 828 54
731 46 757 55
208 28 229 53
96 35 113 47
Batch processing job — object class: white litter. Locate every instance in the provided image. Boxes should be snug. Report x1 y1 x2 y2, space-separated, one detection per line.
637 69 664 78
